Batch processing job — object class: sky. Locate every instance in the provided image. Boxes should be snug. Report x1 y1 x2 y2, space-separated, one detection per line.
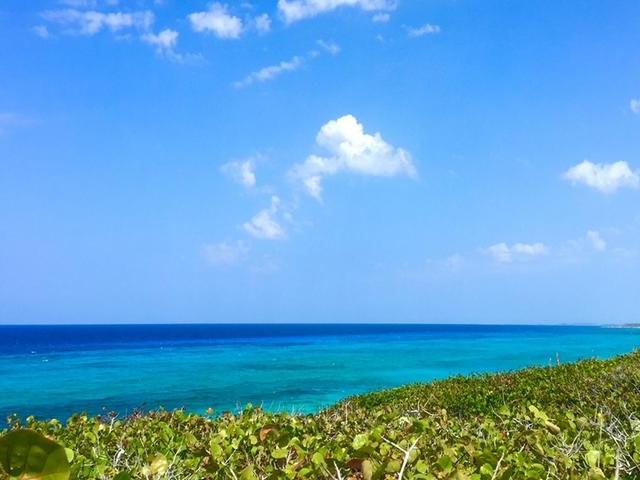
1 0 639 325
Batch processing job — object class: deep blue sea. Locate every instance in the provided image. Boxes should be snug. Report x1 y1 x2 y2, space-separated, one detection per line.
1 324 639 422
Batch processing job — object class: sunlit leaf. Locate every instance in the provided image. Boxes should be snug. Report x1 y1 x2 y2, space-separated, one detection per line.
0 430 71 480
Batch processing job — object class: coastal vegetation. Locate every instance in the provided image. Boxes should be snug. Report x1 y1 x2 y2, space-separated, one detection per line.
3 350 640 479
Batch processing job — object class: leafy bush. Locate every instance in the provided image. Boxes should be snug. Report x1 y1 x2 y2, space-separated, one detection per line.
5 350 640 479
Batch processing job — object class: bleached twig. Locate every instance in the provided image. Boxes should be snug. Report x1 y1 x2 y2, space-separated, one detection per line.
382 436 421 480
491 453 504 480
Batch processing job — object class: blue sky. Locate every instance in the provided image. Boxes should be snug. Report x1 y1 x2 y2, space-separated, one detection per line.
1 0 639 324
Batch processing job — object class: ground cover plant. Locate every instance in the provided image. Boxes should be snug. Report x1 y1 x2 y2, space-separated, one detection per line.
3 350 640 479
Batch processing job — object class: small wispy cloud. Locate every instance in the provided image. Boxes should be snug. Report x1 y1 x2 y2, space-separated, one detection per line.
484 242 549 263
140 28 200 63
630 99 640 114
234 56 303 89
58 0 97 6
586 230 607 252
253 13 271 34
243 196 286 240
42 8 197 63
557 229 616 262
316 39 340 55
42 9 154 36
430 228 617 272
57 0 119 7
233 40 340 89
372 12 390 23
278 0 396 24
142 28 178 51
203 240 249 266
406 23 440 37
221 158 257 188
188 3 243 39
32 25 51 38
563 160 639 194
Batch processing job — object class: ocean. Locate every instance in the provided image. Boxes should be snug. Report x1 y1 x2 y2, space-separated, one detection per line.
1 324 638 422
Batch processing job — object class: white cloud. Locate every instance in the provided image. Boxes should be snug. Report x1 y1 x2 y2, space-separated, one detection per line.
233 41 339 89
233 56 303 88
406 23 440 37
485 242 549 263
372 12 390 23
563 160 639 194
203 240 249 266
555 229 619 261
142 28 178 51
32 25 51 38
221 159 257 188
586 230 607 252
485 243 512 263
57 0 120 6
513 243 548 256
290 114 416 200
316 39 340 55
278 0 396 23
630 99 640 114
58 0 97 6
141 29 195 63
42 9 154 35
188 3 243 39
243 196 286 240
253 13 271 34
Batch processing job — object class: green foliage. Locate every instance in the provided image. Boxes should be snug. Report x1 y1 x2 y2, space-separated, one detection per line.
6 350 640 479
0 429 71 480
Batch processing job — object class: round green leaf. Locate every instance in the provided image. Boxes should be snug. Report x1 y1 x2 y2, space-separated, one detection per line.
351 433 368 451
0 429 71 480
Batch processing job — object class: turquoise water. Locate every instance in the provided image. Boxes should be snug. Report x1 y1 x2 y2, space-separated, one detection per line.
1 324 639 421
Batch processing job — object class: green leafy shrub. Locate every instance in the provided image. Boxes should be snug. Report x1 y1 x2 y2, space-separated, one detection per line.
5 350 640 479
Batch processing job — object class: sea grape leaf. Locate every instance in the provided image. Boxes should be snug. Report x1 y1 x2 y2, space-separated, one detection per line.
437 455 453 473
544 420 561 435
585 450 600 469
311 451 326 467
239 465 257 480
415 460 428 474
588 467 606 480
259 426 277 442
149 454 169 476
385 459 401 473
361 459 373 480
0 429 71 480
347 457 373 479
351 433 368 451
497 405 511 416
271 448 289 459
63 449 73 464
